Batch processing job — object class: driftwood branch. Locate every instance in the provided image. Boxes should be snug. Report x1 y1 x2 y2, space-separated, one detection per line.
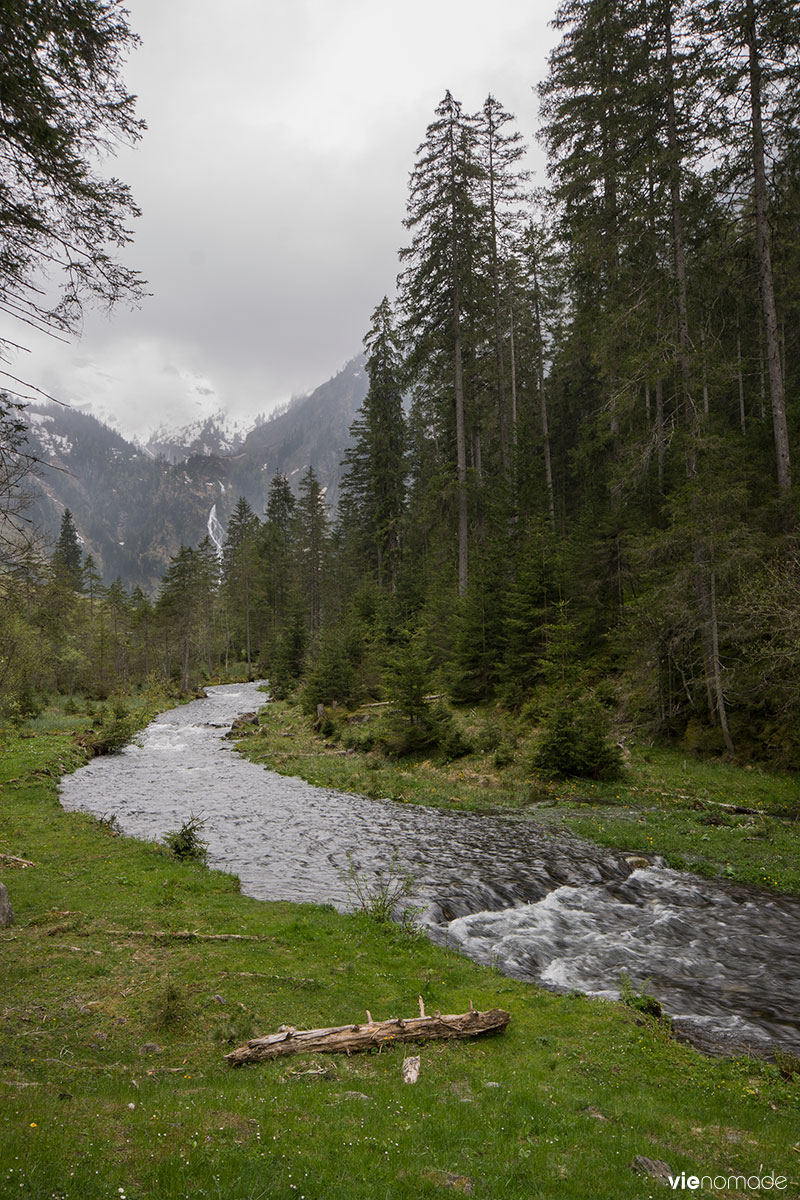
0 854 36 868
107 929 271 943
226 1007 510 1066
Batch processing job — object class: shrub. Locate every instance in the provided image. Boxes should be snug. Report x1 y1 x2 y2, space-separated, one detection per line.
434 708 473 761
619 972 672 1032
148 982 191 1032
532 691 623 780
163 815 208 863
376 710 440 758
493 741 516 769
339 852 422 937
93 710 140 754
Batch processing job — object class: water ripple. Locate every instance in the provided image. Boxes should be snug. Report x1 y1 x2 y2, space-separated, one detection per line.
59 682 800 1056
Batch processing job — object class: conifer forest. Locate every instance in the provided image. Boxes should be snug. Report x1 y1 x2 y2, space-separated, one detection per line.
4 0 800 772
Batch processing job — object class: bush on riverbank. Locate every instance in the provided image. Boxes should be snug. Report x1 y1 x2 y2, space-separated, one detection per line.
531 691 624 781
0 720 797 1200
238 697 800 895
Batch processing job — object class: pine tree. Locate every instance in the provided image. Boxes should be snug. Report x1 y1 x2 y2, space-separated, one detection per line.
157 546 210 692
52 509 83 588
399 92 484 596
0 0 145 357
711 0 797 499
261 473 297 647
222 497 261 675
340 297 407 591
82 554 104 622
294 468 329 633
475 95 529 475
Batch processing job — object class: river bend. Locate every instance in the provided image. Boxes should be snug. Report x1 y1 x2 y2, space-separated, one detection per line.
58 683 800 1057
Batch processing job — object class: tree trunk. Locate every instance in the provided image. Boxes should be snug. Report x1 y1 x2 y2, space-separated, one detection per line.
531 247 555 529
454 325 469 596
509 308 518 445
745 0 791 496
447 118 469 596
709 568 735 756
663 2 692 424
487 138 511 475
655 378 665 493
736 332 746 434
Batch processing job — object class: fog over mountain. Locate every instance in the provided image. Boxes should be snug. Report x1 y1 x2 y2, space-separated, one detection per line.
24 356 368 591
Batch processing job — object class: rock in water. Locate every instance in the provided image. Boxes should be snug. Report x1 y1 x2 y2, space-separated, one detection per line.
0 882 14 927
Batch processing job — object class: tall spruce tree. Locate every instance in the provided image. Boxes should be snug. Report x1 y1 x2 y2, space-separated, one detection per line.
702 0 799 501
222 497 261 676
294 468 329 634
476 95 529 476
399 91 484 596
52 509 83 588
261 473 296 643
340 297 407 592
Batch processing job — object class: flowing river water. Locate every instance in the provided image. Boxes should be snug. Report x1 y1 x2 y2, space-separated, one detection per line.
59 682 800 1057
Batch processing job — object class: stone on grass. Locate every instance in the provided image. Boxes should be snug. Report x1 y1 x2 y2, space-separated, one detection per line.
631 1156 673 1182
402 1055 420 1084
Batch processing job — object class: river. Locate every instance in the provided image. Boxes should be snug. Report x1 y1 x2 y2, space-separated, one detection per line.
58 682 800 1057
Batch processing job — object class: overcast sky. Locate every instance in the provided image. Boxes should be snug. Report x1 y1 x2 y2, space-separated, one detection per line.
5 0 559 441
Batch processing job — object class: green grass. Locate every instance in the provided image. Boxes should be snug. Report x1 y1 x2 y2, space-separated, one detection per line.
237 700 800 895
0 715 797 1198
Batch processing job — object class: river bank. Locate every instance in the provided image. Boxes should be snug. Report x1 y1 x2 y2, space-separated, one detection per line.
52 684 800 1055
235 697 800 896
0 703 797 1198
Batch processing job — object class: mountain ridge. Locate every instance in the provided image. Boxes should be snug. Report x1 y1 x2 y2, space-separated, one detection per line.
23 354 368 590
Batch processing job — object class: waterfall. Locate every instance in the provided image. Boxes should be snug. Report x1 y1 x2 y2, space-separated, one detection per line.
207 503 225 556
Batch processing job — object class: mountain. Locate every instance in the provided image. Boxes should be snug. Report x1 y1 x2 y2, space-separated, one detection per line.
23 355 368 590
144 411 247 463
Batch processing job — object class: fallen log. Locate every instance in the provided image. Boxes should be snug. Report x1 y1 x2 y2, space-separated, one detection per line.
107 929 271 943
0 854 36 869
225 1006 510 1066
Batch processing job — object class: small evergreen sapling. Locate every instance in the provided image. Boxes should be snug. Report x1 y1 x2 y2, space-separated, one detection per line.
533 691 623 781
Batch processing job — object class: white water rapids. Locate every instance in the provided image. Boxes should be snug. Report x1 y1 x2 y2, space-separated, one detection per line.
58 682 800 1057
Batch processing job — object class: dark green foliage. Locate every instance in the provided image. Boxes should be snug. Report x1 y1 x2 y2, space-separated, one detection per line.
431 703 473 761
619 973 671 1028
450 555 507 703
294 467 329 634
268 606 309 698
301 625 362 711
381 632 429 721
163 816 208 864
340 298 407 592
52 509 83 587
0 0 145 352
532 692 623 781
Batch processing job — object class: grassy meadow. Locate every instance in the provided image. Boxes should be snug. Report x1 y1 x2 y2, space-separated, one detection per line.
0 698 797 1199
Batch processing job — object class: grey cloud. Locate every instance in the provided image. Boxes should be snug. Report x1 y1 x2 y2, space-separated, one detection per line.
4 0 556 439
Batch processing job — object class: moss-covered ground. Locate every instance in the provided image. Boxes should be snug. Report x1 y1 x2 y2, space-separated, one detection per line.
0 700 797 1199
